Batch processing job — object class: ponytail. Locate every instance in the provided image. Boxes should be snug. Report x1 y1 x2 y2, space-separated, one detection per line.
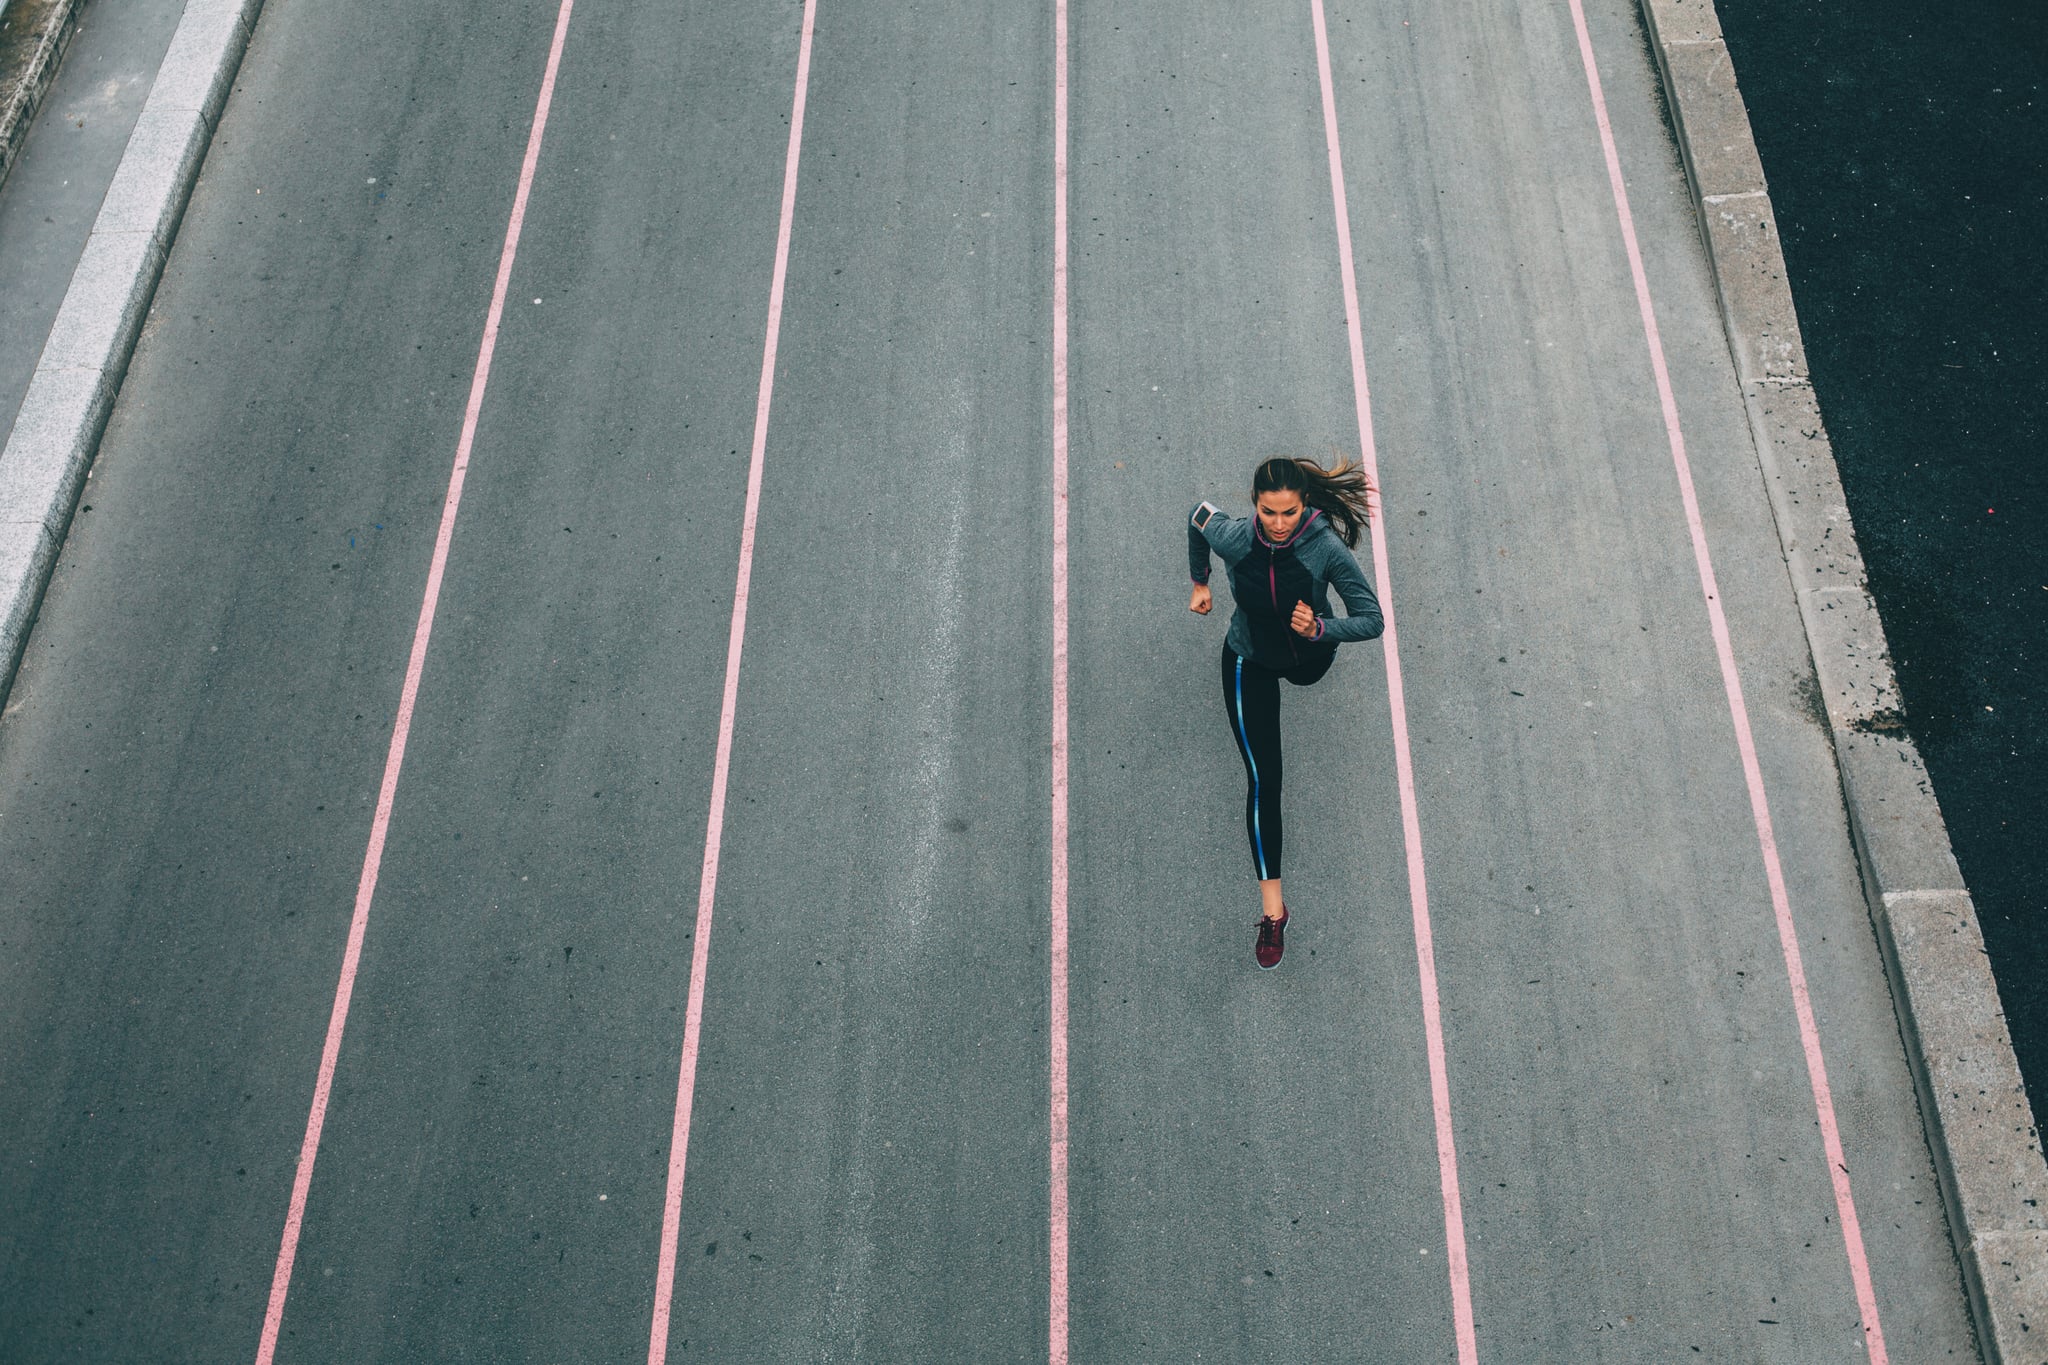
1252 456 1375 549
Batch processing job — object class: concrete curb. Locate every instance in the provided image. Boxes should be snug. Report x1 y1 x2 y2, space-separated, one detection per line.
0 0 84 193
1640 0 2048 1357
0 0 266 700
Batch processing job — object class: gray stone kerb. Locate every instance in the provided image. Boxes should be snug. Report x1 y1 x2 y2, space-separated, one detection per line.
0 0 267 703
1640 0 2048 1357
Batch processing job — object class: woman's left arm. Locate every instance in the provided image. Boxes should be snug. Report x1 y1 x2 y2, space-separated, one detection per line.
1313 542 1384 643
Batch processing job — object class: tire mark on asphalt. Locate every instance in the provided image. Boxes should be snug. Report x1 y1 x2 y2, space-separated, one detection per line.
818 445 969 1359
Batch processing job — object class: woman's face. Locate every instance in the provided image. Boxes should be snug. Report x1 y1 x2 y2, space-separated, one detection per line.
1255 488 1305 543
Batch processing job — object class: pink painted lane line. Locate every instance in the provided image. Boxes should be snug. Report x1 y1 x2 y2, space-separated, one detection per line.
1560 0 1890 1358
252 3 580 1360
643 2 819 1361
1307 1 1479 1361
1048 0 1072 1360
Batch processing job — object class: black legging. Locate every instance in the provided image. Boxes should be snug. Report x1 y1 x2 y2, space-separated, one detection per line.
1221 644 1335 880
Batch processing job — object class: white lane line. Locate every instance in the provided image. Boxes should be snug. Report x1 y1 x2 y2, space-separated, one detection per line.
1048 0 1073 1356
644 1 820 1360
1561 0 1890 1357
1307 1 1481 1360
252 2 579 1359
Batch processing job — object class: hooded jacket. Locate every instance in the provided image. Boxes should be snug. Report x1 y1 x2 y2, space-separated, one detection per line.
1189 503 1385 668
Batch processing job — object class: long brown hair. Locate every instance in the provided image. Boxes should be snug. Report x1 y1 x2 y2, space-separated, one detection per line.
1253 456 1375 548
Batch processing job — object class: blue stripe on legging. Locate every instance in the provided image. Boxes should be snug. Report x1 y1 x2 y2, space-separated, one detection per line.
1232 655 1269 879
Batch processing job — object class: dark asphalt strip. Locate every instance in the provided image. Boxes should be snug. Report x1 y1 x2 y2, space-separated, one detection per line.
1716 0 2048 1105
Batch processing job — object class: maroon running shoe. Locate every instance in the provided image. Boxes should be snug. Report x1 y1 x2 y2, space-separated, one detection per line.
1255 905 1289 970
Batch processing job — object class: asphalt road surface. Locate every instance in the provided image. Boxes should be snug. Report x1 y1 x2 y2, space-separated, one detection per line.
0 0 1983 1360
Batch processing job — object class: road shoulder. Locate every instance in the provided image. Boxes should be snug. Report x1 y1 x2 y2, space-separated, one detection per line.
0 0 264 702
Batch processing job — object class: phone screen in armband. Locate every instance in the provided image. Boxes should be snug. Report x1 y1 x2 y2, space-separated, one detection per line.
1195 501 1221 530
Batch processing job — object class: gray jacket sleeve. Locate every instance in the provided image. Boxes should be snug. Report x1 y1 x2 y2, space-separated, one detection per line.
1309 538 1384 643
1188 504 1254 583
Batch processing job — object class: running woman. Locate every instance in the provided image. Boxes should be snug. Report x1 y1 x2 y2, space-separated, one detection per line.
1189 457 1384 968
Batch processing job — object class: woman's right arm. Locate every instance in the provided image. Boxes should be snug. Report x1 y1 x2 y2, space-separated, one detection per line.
1187 505 1217 614
1188 502 1251 614
1188 504 1216 586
